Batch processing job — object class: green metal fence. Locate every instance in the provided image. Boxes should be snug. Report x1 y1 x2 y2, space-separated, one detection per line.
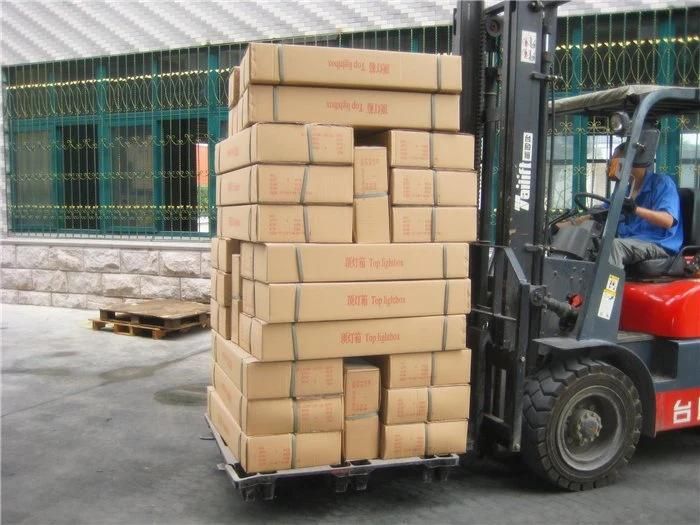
2 8 698 240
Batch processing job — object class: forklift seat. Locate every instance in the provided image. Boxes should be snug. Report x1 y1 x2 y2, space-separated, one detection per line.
629 187 699 278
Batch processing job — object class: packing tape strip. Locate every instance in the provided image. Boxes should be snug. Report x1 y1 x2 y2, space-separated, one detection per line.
423 422 429 455
345 411 379 421
291 433 297 468
293 399 299 433
427 387 433 421
299 165 309 204
442 244 448 279
432 169 438 206
443 280 450 315
431 206 437 242
294 246 305 282
303 206 310 242
248 126 253 164
442 315 448 351
247 205 253 241
247 317 253 352
291 323 299 360
306 125 315 164
354 191 388 199
437 54 442 91
294 284 302 322
430 94 436 130
238 394 244 430
277 44 285 83
429 132 435 169
273 86 280 121
248 166 254 203
431 352 437 385
290 361 296 397
238 432 243 461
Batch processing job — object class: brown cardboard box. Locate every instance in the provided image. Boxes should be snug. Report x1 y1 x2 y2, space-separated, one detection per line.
215 123 354 174
230 299 242 343
426 420 468 455
217 164 353 206
238 85 460 132
354 147 388 195
390 169 478 206
344 358 380 417
380 423 425 459
214 333 343 399
240 242 254 279
432 348 472 385
228 104 239 137
373 353 431 388
208 388 293 473
241 278 254 316
370 130 475 170
354 195 390 243
249 278 471 323
429 385 471 421
293 431 342 468
210 298 231 340
250 242 469 283
219 204 353 243
240 313 467 362
210 237 241 273
391 206 477 242
228 66 241 108
211 265 241 307
240 43 461 94
381 387 428 424
343 414 380 461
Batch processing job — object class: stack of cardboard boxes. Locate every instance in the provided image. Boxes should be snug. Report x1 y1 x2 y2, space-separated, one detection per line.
208 43 475 473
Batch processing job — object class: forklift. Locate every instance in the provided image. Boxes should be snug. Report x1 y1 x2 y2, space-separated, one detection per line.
454 1 700 490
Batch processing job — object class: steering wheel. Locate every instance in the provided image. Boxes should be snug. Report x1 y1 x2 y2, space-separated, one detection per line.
573 192 610 212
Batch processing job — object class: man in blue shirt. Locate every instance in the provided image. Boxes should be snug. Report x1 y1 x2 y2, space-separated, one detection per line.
608 144 684 268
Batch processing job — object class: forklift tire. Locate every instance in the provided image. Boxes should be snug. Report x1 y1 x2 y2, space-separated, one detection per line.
521 357 642 491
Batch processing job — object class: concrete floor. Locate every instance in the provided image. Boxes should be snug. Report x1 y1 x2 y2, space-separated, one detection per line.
1 304 699 525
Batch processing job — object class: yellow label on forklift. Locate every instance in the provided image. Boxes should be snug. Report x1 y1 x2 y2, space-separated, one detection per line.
597 274 620 320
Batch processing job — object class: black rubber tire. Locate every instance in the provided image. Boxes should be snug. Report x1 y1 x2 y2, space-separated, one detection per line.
522 357 642 491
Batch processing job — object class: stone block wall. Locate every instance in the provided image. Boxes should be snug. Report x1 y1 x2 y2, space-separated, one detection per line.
0 239 210 309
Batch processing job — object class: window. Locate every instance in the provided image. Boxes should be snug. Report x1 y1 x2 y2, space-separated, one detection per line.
680 132 699 188
60 125 99 230
12 131 51 230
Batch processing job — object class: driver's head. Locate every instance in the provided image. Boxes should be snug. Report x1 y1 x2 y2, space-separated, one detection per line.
606 143 625 181
606 122 660 181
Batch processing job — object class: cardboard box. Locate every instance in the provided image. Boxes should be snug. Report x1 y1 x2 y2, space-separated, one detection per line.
249 242 469 283
390 169 478 206
214 333 343 399
344 358 380 417
240 42 461 94
354 147 388 195
227 104 239 137
211 263 241 307
215 123 354 174
228 66 241 108
380 423 425 459
229 299 242 343
240 313 467 362
238 85 460 132
391 206 477 242
210 237 241 273
432 348 472 385
210 298 231 340
429 385 470 421
343 414 379 461
381 387 428 424
219 204 353 243
293 431 342 468
208 388 293 473
248 278 471 323
354 195 390 243
368 130 475 170
240 242 254 279
217 164 353 206
426 420 468 455
373 353 432 388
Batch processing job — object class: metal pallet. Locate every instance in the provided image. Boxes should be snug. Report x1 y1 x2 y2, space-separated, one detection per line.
205 416 460 501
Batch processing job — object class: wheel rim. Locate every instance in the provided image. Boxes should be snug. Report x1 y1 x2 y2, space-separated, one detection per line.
556 385 626 472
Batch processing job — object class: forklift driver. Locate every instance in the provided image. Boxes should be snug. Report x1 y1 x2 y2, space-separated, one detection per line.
605 138 684 268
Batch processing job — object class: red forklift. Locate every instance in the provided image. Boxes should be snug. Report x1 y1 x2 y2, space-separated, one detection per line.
457 0 700 491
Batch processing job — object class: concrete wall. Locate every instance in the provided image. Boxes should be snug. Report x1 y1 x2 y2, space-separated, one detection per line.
0 238 210 309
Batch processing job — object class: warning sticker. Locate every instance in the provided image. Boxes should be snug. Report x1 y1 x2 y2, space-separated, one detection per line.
597 274 620 320
521 30 537 63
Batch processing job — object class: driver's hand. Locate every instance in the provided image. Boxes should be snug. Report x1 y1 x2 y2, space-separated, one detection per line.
622 197 637 216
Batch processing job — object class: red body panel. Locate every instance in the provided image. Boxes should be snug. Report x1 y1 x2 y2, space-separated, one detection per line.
655 387 700 432
620 279 700 338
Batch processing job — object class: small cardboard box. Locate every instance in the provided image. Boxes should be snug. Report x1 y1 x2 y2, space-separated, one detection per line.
240 42 461 93
381 387 428 425
210 237 241 272
371 130 475 170
210 298 231 340
217 164 353 206
211 261 240 306
390 169 478 206
373 353 432 388
391 206 477 243
380 423 425 459
229 299 242 343
343 414 380 461
344 358 380 417
228 104 239 137
293 431 342 468
219 204 353 243
238 85 460 132
228 66 241 108
215 123 354 174
240 314 467 362
432 348 472 385
426 420 468 455
354 195 390 243
249 278 471 323
429 385 471 421
354 146 388 195
250 242 469 283
214 333 343 399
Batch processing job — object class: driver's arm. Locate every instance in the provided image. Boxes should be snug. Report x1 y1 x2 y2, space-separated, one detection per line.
635 207 674 229
558 214 591 228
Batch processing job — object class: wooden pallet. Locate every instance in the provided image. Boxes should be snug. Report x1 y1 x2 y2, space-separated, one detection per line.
91 299 210 339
